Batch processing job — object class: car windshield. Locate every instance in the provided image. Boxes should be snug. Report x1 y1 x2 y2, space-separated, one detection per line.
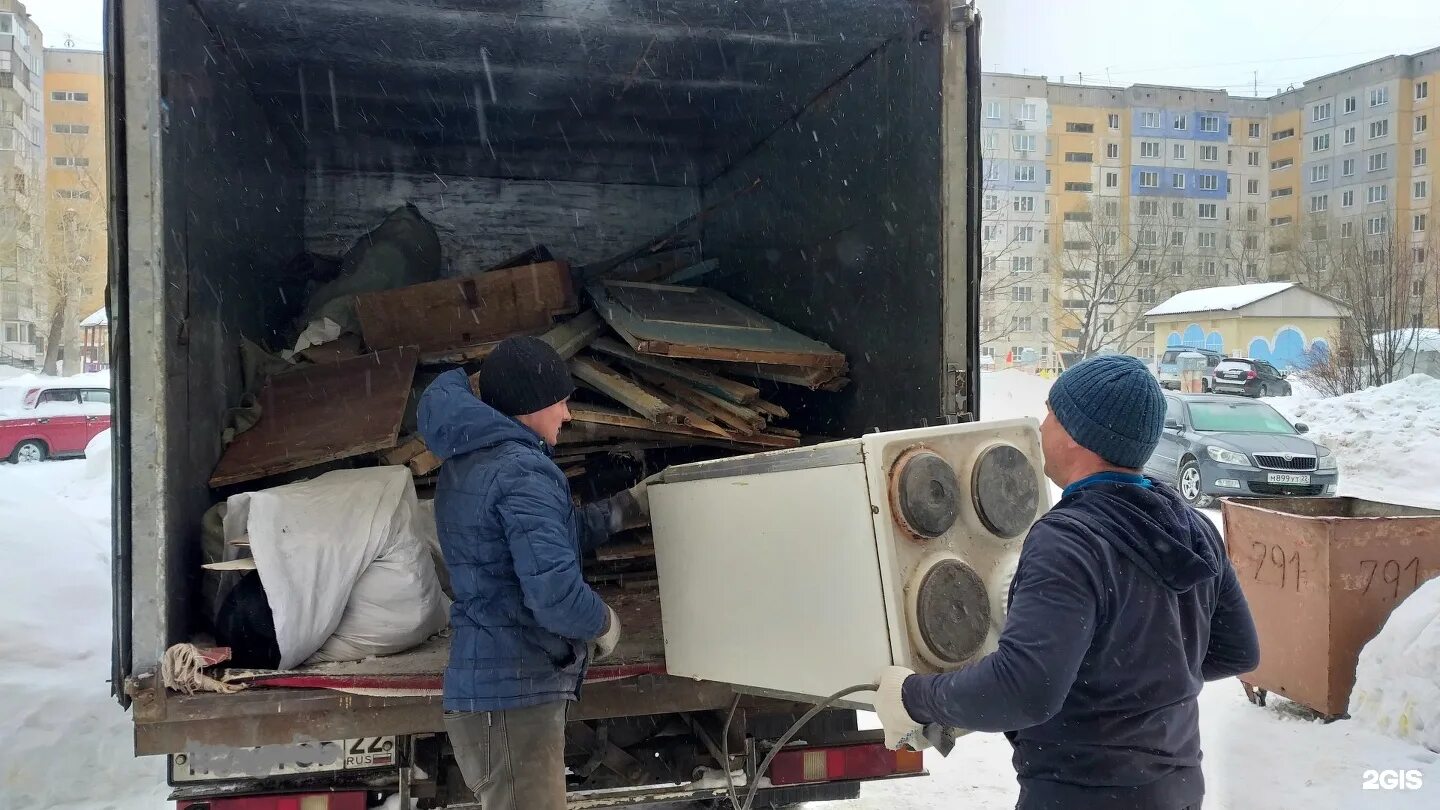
1188 400 1296 434
1161 350 1182 364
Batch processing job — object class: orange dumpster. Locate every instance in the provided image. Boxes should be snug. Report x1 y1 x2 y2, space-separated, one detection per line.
1221 497 1440 719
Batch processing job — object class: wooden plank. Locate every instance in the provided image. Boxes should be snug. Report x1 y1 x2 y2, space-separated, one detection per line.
379 436 427 466
409 451 443 476
569 355 678 424
753 399 790 420
706 360 844 390
627 366 766 432
595 543 656 562
641 387 731 439
209 349 418 487
562 465 587 479
296 333 365 365
663 258 722 285
355 261 578 354
590 280 846 369
540 310 606 360
590 336 760 405
566 405 799 450
421 338 508 366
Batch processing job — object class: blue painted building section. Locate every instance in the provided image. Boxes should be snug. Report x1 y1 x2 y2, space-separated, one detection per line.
1130 167 1229 199
1166 326 1332 370
1130 108 1229 142
1168 326 1226 353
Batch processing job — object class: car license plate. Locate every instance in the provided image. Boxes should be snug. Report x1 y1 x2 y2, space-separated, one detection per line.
1267 473 1311 485
171 736 396 783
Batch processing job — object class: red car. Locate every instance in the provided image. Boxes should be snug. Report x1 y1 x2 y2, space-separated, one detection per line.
0 383 112 463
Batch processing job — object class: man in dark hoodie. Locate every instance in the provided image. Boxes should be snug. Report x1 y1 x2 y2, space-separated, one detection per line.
417 336 652 810
873 354 1260 810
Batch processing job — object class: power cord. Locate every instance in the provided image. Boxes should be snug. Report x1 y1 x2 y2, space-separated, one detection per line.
719 683 878 810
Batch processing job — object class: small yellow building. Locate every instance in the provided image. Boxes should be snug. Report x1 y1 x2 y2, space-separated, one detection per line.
1145 282 1350 371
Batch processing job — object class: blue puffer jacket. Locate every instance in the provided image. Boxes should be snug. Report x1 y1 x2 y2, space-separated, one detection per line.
418 369 612 712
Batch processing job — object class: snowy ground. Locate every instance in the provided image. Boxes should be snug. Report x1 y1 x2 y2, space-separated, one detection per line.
1 369 1437 809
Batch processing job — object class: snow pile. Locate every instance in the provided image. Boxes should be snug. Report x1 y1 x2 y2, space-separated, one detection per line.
1146 282 1294 317
980 369 1053 423
1266 374 1440 509
1350 578 1440 753
85 428 113 480
0 461 169 809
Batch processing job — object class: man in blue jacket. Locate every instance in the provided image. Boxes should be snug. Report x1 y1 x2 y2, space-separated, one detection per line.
418 336 651 810
874 354 1260 810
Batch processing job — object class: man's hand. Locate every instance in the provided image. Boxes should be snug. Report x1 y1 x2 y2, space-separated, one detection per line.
593 605 621 661
607 471 663 533
874 666 931 751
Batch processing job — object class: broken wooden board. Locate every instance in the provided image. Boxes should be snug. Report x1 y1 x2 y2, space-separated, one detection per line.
409 451 443 476
753 399 790 420
540 310 606 360
209 349 419 487
356 261 577 355
590 336 759 405
626 366 766 434
296 333 366 365
591 280 846 369
705 360 848 390
564 406 798 450
422 338 509 366
570 355 680 424
379 436 427 466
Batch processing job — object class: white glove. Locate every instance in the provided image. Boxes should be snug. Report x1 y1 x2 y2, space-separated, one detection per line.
594 605 621 661
874 666 931 752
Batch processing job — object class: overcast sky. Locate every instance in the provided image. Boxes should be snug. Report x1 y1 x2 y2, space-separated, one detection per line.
25 0 1440 97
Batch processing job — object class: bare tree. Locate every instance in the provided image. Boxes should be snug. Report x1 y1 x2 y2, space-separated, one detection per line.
1220 201 1270 285
38 126 108 376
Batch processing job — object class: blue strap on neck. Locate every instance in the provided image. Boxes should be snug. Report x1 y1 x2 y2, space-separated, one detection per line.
1062 471 1152 499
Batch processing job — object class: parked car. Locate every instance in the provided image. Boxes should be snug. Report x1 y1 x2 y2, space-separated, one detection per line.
1157 347 1226 392
0 383 112 463
1143 393 1338 507
1210 357 1292 398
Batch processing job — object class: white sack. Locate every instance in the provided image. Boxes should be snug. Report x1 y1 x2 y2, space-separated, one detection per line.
223 467 449 669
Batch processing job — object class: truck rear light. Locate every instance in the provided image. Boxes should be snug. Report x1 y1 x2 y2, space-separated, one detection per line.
177 793 366 810
767 742 924 786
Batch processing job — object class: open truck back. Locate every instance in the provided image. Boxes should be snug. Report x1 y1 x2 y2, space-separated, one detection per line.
108 0 983 805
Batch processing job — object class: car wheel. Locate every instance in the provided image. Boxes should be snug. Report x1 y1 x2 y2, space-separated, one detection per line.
11 439 47 464
1178 459 1213 508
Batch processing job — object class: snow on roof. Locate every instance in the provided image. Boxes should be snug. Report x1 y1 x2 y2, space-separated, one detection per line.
1145 282 1296 318
1374 328 1440 354
80 307 108 327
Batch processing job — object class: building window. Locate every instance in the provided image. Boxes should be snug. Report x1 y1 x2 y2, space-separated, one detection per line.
1013 287 1033 302
1370 119 1390 139
1417 114 1429 134
1343 127 1356 146
1171 231 1186 247
1202 261 1218 277
1244 234 1260 250
1013 226 1035 242
1312 102 1332 122
1014 165 1037 182
1064 152 1094 163
1141 111 1160 129
1046 169 1053 186
1199 174 1218 191
1310 194 1329 213
1139 229 1158 246
1100 171 1117 189
1065 122 1095 133
52 123 91 135
1416 180 1428 200
1013 256 1035 274
1140 141 1161 159
1249 122 1262 138
1312 224 1328 242
1270 187 1293 198
1173 143 1187 160
1012 316 1033 332
1013 134 1038 152
1311 134 1331 152
50 91 91 102
1165 259 1182 276
1200 145 1219 161
1417 147 1428 167
1342 158 1356 177
983 225 1000 241
1104 230 1120 247
1064 210 1094 222
1199 232 1217 248
1418 81 1431 100
1247 206 1260 223
1271 216 1293 226
1139 200 1159 216
1200 115 1220 133
1013 195 1036 212
1106 143 1120 159
1415 214 1427 233
1367 184 1388 204
1342 189 1355 207
1246 262 1260 279
1139 171 1159 188
986 100 1001 119
1171 201 1185 218
1171 173 1186 190
1104 200 1120 217
1246 151 1259 167
1312 164 1330 183
1368 152 1389 172
1370 87 1390 107
56 189 93 200
1108 113 1121 129
1341 221 1355 238
1271 157 1293 170
1173 114 1188 130
984 194 999 211
1272 127 1295 140
1368 216 1388 235
984 161 1000 181
984 131 1000 150
1199 203 1218 220
1020 103 1038 121
1064 181 1094 192
1247 178 1260 195
52 156 91 167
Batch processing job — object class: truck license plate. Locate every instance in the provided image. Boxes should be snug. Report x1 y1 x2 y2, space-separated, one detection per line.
171 737 396 783
1267 473 1311 485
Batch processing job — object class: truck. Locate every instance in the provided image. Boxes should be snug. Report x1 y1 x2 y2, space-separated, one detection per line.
107 0 984 806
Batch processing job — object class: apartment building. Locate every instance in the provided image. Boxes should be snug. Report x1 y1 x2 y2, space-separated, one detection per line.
0 0 43 365
980 45 1440 365
43 47 107 363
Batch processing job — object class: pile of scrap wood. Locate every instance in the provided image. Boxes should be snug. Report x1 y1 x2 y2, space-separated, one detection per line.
207 199 847 493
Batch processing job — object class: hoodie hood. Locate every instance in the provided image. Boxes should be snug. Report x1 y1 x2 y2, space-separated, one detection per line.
418 369 546 460
1060 481 1220 593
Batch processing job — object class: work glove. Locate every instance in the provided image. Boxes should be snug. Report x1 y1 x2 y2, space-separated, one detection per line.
593 605 621 662
874 666 931 752
606 471 663 533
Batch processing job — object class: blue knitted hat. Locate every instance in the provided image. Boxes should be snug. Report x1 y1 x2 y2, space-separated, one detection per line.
1047 355 1166 469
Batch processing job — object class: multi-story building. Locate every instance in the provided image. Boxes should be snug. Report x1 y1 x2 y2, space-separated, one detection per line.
43 47 107 365
979 45 1440 366
0 0 43 365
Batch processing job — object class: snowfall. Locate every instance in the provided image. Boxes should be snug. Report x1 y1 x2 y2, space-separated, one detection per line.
1 367 1438 809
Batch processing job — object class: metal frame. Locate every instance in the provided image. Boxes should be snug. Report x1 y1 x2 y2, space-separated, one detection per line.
657 442 863 484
